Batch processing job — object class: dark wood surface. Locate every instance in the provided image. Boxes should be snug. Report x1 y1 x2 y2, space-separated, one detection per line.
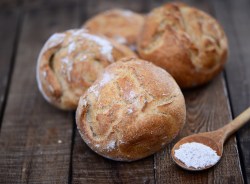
0 0 249 183
0 2 78 183
0 9 20 128
211 0 250 182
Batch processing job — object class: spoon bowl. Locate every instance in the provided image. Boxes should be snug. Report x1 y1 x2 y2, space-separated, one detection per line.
171 133 223 171
171 107 250 171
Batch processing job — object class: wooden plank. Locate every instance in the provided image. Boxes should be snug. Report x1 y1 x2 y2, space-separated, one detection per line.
0 0 20 9
154 75 243 183
23 0 79 10
0 9 20 128
211 0 250 182
0 3 79 183
154 0 244 183
72 133 154 184
71 0 155 183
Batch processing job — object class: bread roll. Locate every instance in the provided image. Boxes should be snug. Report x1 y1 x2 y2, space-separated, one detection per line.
37 29 136 110
76 57 186 161
137 3 228 88
83 9 144 50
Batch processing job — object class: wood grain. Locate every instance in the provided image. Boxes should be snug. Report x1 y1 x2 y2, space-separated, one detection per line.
0 0 20 9
0 0 247 183
154 0 244 183
0 4 78 183
211 0 250 182
72 133 154 184
154 75 243 184
0 9 20 129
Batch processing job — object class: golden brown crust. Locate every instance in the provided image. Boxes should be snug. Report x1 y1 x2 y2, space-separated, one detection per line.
76 57 186 161
36 29 136 110
83 9 145 50
137 3 228 88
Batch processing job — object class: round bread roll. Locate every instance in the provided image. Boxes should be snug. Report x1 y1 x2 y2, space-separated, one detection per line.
37 29 136 110
83 9 144 50
76 57 186 161
137 3 228 88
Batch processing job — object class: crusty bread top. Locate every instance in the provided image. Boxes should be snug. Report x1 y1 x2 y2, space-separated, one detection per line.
137 3 228 88
83 9 145 49
37 29 136 110
76 57 186 161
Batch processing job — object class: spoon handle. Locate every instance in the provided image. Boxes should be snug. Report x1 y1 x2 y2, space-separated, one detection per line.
220 107 250 141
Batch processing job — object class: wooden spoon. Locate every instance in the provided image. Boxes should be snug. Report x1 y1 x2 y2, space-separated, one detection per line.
171 107 250 171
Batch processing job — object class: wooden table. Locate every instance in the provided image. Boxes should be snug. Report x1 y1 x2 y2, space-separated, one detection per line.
0 0 249 183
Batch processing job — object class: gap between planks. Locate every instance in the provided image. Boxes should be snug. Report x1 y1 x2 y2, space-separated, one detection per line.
0 7 23 131
211 0 250 182
0 2 80 183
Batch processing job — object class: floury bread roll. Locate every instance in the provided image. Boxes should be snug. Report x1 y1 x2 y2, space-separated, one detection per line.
76 58 186 161
83 9 144 50
137 3 228 88
37 29 136 110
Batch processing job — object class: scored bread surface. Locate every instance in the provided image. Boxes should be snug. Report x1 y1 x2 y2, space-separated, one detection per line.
36 29 136 110
84 9 145 50
76 57 186 161
137 2 228 88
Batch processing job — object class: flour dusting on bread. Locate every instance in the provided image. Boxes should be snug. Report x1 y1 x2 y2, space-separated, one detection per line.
81 33 114 62
76 58 186 161
120 10 133 17
68 42 76 54
61 57 73 81
88 72 115 97
99 72 115 87
88 84 100 97
113 35 127 44
106 140 116 151
47 33 65 49
37 29 136 110
127 108 133 114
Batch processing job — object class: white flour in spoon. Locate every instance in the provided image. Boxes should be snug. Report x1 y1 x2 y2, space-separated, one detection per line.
174 142 221 169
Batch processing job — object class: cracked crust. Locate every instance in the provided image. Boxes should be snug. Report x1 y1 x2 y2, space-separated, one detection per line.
76 58 186 161
137 3 228 88
36 29 136 110
83 9 145 50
